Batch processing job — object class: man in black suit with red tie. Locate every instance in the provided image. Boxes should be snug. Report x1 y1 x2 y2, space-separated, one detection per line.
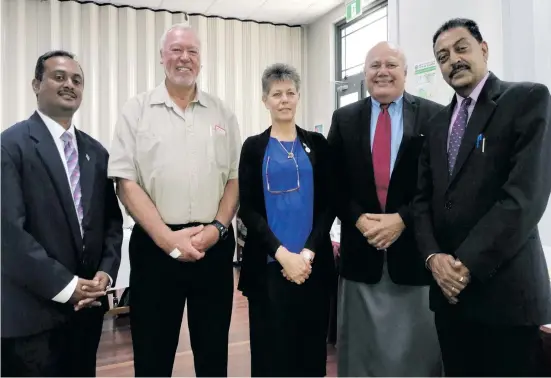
414 18 551 376
1 50 123 376
327 41 444 376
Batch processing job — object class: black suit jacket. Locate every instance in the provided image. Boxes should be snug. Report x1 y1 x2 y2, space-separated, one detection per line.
1 112 123 338
413 73 551 325
327 92 444 285
237 126 337 298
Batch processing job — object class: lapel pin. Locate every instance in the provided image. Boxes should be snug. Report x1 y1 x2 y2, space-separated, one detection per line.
86 154 90 161
303 143 311 153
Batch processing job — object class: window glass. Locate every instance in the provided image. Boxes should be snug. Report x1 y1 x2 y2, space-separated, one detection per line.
338 5 388 80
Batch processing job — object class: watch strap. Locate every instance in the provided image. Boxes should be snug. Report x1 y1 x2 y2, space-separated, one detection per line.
211 220 228 239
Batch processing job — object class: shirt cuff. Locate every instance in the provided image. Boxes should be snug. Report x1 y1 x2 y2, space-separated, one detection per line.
52 275 78 303
106 273 113 288
425 253 437 270
107 169 138 182
228 170 238 180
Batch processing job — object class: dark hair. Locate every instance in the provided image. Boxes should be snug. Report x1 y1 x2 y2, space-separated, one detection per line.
34 50 76 81
432 18 483 47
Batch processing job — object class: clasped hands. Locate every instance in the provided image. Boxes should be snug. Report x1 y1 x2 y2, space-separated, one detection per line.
161 224 220 263
276 246 315 285
356 213 405 250
428 253 471 304
71 271 110 311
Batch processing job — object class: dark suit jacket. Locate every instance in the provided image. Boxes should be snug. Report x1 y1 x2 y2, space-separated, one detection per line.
413 73 551 326
237 126 337 298
327 92 444 285
1 112 123 338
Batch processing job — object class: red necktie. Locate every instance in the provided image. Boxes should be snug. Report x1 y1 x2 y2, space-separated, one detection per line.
372 104 391 211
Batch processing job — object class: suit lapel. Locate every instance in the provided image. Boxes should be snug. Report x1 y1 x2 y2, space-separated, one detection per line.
394 93 417 169
449 74 499 185
29 112 83 251
356 98 372 166
76 130 96 229
432 105 456 185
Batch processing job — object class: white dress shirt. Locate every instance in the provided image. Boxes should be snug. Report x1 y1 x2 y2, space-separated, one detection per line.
37 111 110 304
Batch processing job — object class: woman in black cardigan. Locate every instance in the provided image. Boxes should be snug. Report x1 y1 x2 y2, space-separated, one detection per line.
237 63 336 377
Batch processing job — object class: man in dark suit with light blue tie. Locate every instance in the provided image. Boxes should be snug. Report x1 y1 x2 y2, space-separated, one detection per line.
1 50 123 377
413 18 551 376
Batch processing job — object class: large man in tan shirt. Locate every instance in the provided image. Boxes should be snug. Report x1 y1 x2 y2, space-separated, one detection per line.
108 24 241 377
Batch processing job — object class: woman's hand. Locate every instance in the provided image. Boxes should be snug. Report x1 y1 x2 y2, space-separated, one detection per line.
275 246 312 284
300 248 315 263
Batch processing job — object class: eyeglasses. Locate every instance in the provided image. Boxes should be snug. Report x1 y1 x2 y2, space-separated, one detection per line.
265 155 300 194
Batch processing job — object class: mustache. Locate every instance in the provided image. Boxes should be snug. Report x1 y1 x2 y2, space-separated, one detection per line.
450 62 470 78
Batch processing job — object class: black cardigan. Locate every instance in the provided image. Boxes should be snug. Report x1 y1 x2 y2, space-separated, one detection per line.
237 126 337 298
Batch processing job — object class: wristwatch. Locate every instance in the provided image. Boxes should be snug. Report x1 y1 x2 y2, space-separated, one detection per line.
210 220 229 240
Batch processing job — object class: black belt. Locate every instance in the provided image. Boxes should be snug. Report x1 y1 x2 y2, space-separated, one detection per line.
166 222 207 231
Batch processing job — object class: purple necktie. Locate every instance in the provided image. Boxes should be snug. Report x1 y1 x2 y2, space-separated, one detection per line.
448 97 472 175
61 132 83 227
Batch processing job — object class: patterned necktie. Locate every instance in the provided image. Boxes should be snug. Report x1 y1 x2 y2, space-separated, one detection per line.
448 97 472 175
60 132 83 227
372 103 391 211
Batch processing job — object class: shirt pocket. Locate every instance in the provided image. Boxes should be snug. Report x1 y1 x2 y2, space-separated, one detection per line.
208 125 230 170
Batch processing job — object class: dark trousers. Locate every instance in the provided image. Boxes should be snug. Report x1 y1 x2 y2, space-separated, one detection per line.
1 306 104 377
129 224 235 377
248 263 330 377
435 311 546 376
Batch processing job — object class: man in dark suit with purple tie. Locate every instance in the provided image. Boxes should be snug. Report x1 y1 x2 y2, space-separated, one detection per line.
413 18 551 376
1 50 123 377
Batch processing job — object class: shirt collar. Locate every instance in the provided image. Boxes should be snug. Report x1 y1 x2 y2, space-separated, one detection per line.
151 80 209 108
455 71 490 104
371 94 404 112
36 109 76 141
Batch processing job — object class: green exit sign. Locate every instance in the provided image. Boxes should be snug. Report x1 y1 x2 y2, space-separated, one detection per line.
345 0 362 22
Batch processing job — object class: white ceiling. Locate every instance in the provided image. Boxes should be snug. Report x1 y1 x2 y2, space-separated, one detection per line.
89 0 343 25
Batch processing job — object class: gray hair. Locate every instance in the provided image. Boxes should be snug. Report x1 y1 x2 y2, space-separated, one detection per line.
159 23 197 52
261 63 301 96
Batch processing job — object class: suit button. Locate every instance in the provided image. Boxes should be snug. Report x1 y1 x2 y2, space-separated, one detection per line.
445 201 453 210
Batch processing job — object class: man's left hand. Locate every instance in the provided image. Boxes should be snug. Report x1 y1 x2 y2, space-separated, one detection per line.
75 271 110 311
191 225 220 252
363 213 405 250
451 258 471 294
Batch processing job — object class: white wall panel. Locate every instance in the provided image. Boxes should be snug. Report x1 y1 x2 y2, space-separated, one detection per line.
1 0 305 149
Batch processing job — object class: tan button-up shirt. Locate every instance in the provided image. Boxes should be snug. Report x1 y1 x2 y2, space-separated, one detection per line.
108 82 242 225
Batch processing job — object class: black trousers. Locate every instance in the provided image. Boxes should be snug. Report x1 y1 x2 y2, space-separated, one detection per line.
1 306 104 377
435 311 546 376
248 263 330 377
129 224 235 377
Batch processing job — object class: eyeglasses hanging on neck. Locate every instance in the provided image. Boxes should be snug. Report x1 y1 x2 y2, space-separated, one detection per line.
265 154 301 194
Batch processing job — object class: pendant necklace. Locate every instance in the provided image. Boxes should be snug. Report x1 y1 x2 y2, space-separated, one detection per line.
276 137 296 159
